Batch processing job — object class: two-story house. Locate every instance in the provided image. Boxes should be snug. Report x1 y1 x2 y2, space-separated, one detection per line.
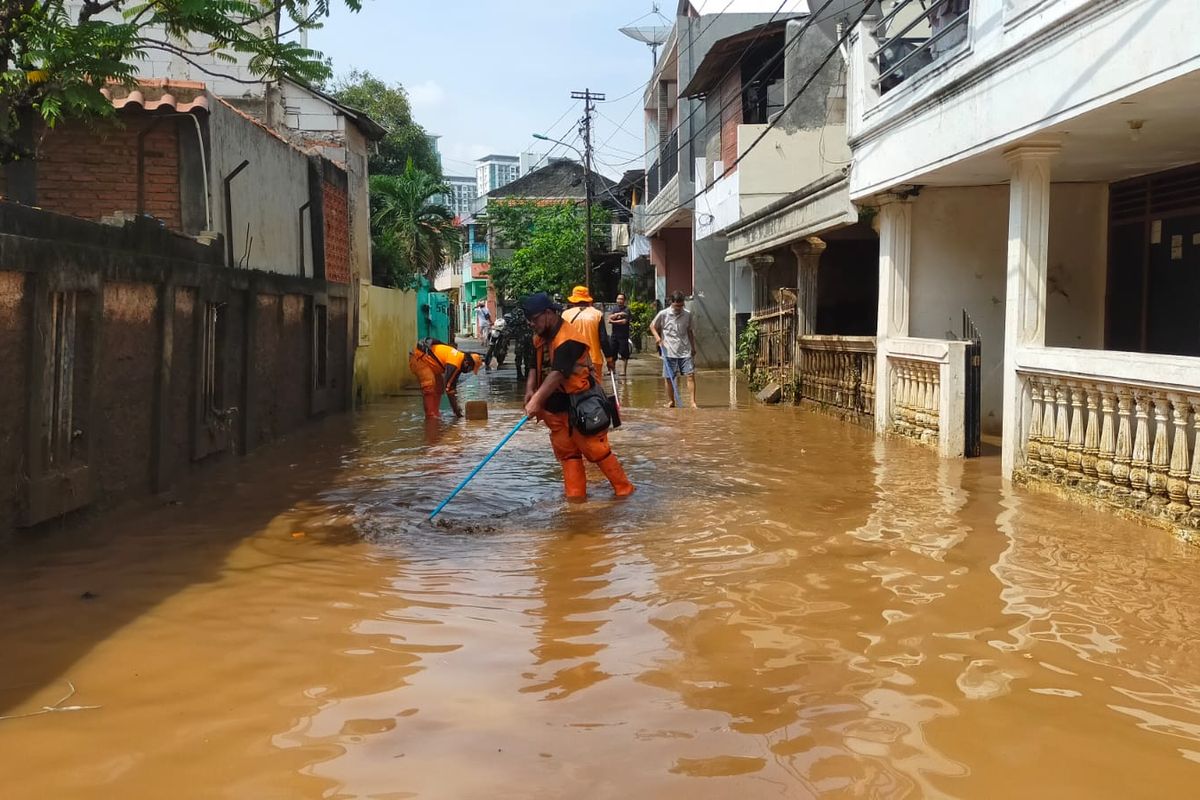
846 0 1200 534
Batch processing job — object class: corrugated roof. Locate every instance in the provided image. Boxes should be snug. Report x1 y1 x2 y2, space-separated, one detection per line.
680 18 791 98
488 160 617 201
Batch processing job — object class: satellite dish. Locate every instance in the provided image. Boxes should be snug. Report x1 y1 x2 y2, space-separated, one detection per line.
618 25 671 45
620 2 673 65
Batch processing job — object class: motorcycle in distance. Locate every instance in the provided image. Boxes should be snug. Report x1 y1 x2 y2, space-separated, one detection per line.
483 316 509 371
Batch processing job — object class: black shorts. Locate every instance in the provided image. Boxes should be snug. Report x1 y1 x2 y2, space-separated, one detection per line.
612 331 631 360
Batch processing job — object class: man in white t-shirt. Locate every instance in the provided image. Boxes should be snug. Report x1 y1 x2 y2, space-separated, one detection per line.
475 300 491 341
650 291 698 408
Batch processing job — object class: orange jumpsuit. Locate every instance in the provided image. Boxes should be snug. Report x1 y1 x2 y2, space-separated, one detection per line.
534 321 634 499
409 342 468 418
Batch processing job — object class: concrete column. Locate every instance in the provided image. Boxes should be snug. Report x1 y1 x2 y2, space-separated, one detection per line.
873 197 913 433
791 236 825 336
729 260 738 407
1001 141 1059 477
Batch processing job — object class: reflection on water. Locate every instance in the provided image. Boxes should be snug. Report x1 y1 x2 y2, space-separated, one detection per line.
2 364 1200 799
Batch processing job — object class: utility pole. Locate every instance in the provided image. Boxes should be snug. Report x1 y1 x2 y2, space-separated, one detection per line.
570 88 604 291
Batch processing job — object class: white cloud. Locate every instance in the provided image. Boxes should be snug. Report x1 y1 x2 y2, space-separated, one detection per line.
407 79 446 108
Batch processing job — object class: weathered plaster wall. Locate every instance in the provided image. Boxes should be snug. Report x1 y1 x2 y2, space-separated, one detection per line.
910 184 1109 435
0 203 350 537
356 286 418 401
0 271 28 531
208 99 311 274
692 236 733 368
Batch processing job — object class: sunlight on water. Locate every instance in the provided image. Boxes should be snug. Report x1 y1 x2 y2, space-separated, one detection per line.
2 365 1200 798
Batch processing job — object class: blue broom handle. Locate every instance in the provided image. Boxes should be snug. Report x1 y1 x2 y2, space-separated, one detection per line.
428 415 530 520
662 346 681 406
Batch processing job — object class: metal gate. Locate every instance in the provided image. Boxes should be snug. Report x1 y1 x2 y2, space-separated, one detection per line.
962 310 982 458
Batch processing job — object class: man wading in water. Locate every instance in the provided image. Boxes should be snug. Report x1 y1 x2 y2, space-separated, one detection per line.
522 292 634 500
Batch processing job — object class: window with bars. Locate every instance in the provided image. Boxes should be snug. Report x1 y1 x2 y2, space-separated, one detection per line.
200 302 228 418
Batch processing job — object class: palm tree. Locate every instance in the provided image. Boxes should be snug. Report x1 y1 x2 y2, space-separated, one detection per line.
369 160 462 288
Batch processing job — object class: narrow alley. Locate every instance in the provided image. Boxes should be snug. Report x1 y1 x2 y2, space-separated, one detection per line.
3 366 1198 799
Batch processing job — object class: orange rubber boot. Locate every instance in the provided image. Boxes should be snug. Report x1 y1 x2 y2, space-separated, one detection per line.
597 453 635 497
561 457 588 500
421 389 440 418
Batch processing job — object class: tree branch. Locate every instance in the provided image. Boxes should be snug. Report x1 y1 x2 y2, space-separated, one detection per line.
137 43 279 85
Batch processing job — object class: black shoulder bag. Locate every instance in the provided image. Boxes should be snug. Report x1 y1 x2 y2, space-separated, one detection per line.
568 377 612 436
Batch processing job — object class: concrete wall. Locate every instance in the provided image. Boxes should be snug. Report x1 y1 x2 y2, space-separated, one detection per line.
692 236 733 368
344 125 373 284
694 18 849 240
208 99 311 274
355 286 418 401
0 203 350 537
909 183 1108 435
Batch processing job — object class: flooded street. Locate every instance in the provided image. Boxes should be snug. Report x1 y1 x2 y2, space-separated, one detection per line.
3 365 1200 799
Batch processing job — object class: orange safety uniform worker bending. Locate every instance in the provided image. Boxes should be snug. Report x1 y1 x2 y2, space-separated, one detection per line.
408 340 481 418
562 285 614 385
521 292 634 500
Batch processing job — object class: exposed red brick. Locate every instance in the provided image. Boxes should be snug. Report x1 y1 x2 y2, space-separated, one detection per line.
322 179 350 284
27 116 182 231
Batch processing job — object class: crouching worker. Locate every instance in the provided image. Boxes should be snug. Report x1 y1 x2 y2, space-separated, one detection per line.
408 339 482 418
521 292 634 500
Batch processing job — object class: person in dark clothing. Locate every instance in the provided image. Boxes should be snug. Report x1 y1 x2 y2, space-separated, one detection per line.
608 293 632 381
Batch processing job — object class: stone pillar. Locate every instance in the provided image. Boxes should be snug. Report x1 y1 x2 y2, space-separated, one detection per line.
1001 140 1059 477
873 197 913 434
791 236 825 337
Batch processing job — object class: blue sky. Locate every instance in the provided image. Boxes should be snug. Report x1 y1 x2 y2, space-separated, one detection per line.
309 1 664 179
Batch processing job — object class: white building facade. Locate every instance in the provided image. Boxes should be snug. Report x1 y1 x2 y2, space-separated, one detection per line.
846 0 1200 533
443 176 478 218
476 155 521 197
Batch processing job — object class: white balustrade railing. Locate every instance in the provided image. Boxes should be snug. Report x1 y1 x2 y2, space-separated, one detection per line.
799 335 876 419
882 337 969 458
1016 347 1200 527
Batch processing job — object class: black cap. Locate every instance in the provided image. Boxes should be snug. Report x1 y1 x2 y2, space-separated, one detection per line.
521 292 560 317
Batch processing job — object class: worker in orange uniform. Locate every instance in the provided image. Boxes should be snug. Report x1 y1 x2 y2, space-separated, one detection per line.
521 292 634 500
408 339 482 418
562 285 614 385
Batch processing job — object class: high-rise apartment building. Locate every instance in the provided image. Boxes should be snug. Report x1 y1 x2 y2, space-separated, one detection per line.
443 176 478 218
476 155 521 197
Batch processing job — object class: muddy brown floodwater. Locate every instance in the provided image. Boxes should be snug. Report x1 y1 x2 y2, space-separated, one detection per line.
2 364 1200 799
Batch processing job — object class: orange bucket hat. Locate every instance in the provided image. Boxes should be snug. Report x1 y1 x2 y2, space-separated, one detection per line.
566 285 594 304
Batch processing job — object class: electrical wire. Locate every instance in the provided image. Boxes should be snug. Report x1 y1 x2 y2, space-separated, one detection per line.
641 0 874 222
601 0 742 105
610 0 821 169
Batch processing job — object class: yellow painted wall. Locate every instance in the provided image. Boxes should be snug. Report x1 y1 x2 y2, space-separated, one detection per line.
354 284 418 401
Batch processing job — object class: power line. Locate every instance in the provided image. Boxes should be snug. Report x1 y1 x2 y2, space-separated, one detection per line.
629 0 842 210
595 107 644 143
643 0 873 221
609 0 806 169
571 88 606 289
523 100 584 174
602 0 741 105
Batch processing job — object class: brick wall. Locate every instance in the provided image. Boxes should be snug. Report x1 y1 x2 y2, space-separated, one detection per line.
23 116 182 231
322 177 350 283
